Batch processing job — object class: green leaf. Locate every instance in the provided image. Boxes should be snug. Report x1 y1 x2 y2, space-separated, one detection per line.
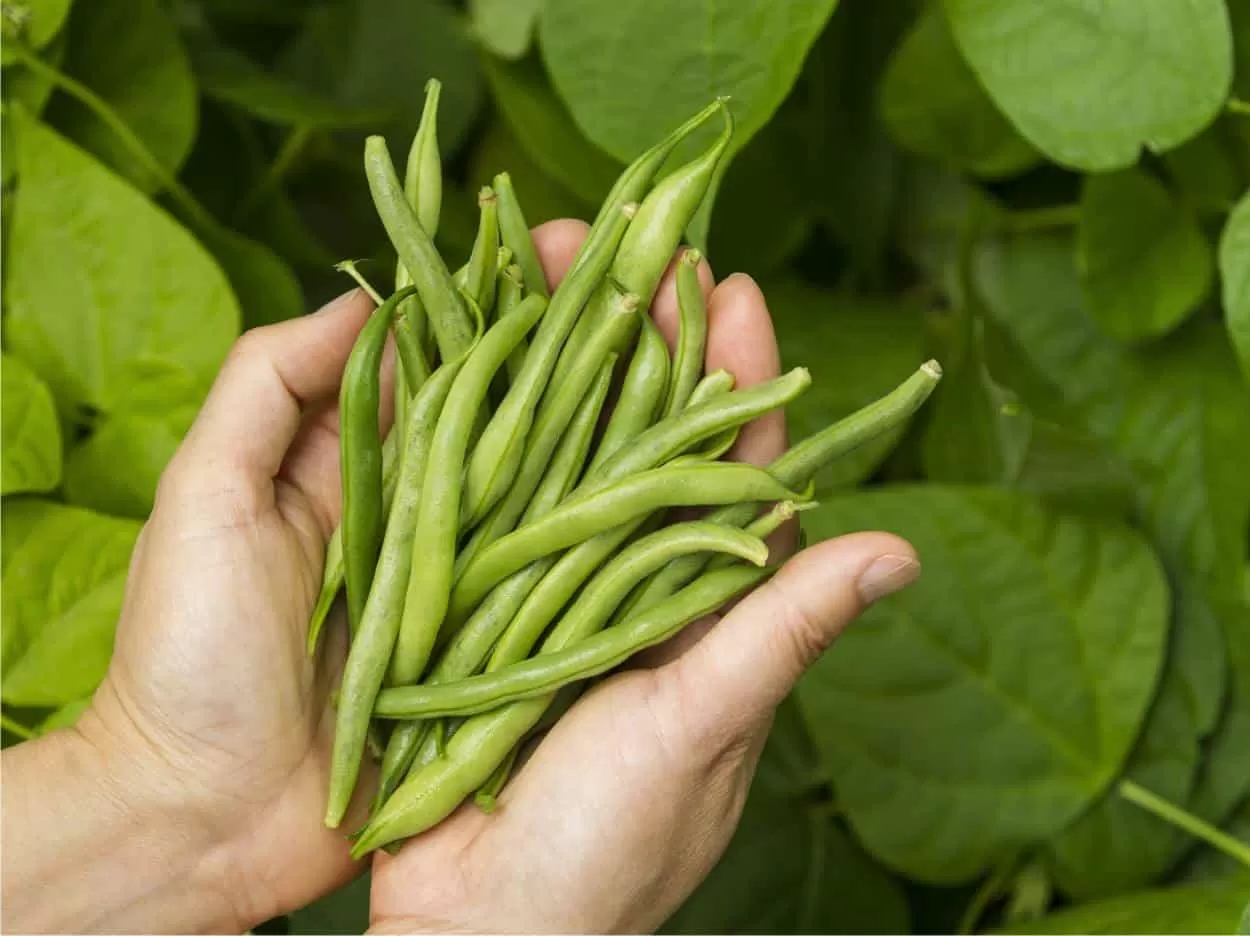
1 353 63 495
797 487 1170 883
4 113 240 418
481 53 620 208
539 0 839 163
468 122 594 226
2 31 64 118
1181 796 1250 882
879 8 1037 179
993 877 1250 934
63 409 193 518
0 0 72 64
289 874 371 934
47 0 197 192
1046 662 1198 898
184 26 387 129
0 499 140 707
1076 168 1213 341
469 0 542 60
1163 122 1249 213
769 282 930 491
943 0 1234 171
1221 189 1250 380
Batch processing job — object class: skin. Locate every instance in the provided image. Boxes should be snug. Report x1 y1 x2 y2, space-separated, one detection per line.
0 220 919 934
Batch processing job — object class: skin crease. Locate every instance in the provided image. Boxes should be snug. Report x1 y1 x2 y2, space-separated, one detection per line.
0 220 919 935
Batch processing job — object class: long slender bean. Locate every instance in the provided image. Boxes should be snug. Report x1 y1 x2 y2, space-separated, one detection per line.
324 357 464 828
390 295 547 686
354 566 768 855
462 187 500 314
687 369 734 405
493 172 547 299
663 248 707 417
449 462 807 621
495 264 529 384
585 313 670 474
340 286 418 633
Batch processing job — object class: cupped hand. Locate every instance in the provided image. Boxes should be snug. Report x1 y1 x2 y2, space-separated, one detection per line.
367 222 920 934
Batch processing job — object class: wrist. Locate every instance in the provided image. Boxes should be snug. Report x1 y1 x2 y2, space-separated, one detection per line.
2 707 241 933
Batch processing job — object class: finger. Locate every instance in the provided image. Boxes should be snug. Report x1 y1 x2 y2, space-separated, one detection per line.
161 289 376 510
656 533 920 746
532 219 591 289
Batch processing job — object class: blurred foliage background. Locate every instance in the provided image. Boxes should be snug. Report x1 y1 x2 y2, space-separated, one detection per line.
2 0 1250 932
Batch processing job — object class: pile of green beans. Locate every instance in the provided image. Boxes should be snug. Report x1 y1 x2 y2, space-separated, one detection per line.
312 82 944 853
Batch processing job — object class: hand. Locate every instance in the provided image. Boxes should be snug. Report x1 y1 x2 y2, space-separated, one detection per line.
368 222 920 934
2 286 389 932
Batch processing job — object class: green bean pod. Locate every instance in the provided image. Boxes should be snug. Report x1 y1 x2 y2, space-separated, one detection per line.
308 433 401 655
340 286 419 632
493 171 548 299
473 743 519 814
628 361 944 615
324 356 465 829
459 203 637 528
364 135 474 361
585 313 671 474
485 521 766 675
582 367 811 494
372 357 616 812
687 368 734 405
393 309 432 392
455 288 640 561
390 295 548 686
663 248 707 417
495 264 529 384
354 564 770 857
449 462 807 621
462 186 500 315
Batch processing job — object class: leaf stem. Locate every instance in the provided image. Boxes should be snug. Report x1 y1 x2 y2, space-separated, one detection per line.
235 125 314 223
5 40 215 231
1118 779 1250 869
1228 97 1250 117
1003 203 1081 233
1 712 36 740
957 854 1019 935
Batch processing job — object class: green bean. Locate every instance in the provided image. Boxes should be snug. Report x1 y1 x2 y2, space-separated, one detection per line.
308 433 400 656
353 563 766 855
485 521 766 675
628 361 944 615
662 248 707 417
687 369 734 405
455 288 640 562
581 368 811 494
390 295 548 686
493 171 548 299
371 357 617 812
585 313 670 474
375 563 772 719
462 186 500 314
549 105 733 389
393 309 432 392
324 356 464 829
459 202 637 528
364 135 474 362
340 286 419 633
495 264 529 384
473 743 519 814
449 462 807 622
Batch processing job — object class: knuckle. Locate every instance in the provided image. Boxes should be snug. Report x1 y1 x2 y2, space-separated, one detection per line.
768 582 836 673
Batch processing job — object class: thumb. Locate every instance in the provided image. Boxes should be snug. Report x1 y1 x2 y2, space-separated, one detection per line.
657 532 919 744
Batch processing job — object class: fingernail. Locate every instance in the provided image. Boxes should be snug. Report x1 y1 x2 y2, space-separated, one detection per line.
313 288 365 317
856 555 920 605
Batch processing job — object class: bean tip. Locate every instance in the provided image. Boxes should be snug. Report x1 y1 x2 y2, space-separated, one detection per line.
682 247 703 266
478 185 497 205
622 201 639 220
922 359 943 380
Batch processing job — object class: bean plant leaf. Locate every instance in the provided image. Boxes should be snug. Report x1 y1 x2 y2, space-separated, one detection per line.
1179 795 1250 882
0 499 140 707
1077 168 1213 342
797 487 1170 883
879 8 1037 179
481 54 620 208
1220 189 1250 381
48 0 197 192
63 409 193 518
769 282 929 491
1163 123 1249 214
0 0 72 65
469 122 594 226
943 0 1234 171
539 0 839 163
993 877 1250 934
1 353 63 496
4 113 240 419
469 0 542 61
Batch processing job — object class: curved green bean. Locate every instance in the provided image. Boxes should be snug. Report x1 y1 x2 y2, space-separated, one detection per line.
449 461 807 622
586 313 670 474
462 186 499 314
662 248 707 417
340 286 418 632
325 356 463 828
495 264 529 384
688 369 735 405
364 135 474 361
376 565 771 720
390 295 547 686
493 172 548 300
